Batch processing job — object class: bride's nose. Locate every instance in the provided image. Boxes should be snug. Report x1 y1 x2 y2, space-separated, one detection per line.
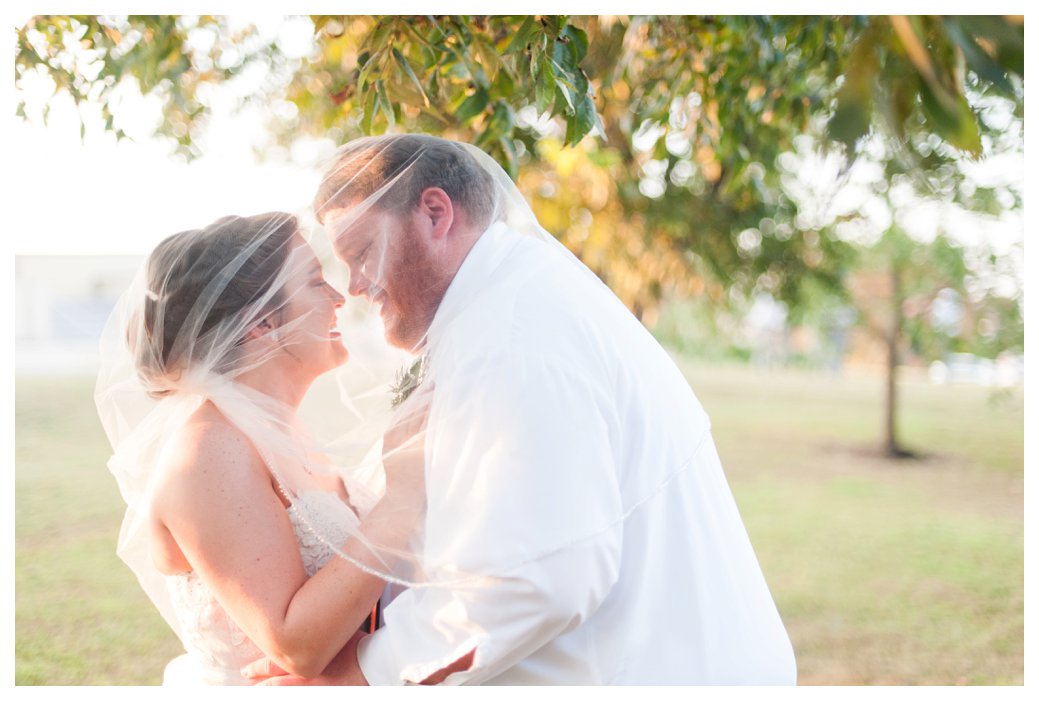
328 284 346 307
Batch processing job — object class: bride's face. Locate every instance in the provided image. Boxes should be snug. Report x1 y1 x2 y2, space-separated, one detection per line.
273 236 349 377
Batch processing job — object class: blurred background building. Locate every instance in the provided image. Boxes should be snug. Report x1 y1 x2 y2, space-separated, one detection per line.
15 255 141 375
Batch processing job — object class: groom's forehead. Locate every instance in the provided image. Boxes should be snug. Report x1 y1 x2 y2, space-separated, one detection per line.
325 205 395 245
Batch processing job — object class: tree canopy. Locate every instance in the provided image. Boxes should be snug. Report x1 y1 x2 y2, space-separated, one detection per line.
17 15 1024 458
16 15 1023 322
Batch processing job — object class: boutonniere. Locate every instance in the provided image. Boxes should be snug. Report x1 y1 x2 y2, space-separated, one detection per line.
390 354 428 408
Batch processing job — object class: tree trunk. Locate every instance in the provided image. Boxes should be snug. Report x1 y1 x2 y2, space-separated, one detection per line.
884 258 909 458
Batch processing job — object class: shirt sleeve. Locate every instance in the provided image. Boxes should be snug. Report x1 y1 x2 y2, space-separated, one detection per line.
357 350 624 685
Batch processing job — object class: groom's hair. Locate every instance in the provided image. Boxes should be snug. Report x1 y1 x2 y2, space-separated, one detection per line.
314 134 497 229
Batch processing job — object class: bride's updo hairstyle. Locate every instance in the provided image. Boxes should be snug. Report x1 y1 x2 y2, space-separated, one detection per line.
130 212 299 397
314 133 498 231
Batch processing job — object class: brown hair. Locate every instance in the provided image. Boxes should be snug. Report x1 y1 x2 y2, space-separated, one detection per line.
131 212 299 395
314 134 497 229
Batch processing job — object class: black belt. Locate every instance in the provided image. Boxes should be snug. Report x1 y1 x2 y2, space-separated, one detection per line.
362 598 382 634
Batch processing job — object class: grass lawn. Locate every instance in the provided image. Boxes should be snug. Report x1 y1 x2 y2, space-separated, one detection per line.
14 361 1023 685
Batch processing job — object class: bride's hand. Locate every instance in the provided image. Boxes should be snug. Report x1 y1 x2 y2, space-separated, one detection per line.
243 632 369 685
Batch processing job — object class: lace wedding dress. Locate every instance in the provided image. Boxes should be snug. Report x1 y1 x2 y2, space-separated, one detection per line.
161 490 359 685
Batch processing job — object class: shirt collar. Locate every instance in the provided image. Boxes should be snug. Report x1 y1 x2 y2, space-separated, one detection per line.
425 221 519 351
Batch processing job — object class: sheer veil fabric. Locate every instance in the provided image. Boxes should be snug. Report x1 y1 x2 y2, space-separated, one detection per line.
310 135 711 584
95 212 424 643
96 135 710 649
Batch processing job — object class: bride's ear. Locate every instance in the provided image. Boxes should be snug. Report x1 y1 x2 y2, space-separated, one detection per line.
246 317 278 342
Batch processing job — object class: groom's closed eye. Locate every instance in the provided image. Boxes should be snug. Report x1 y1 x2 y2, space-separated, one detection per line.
343 244 372 269
336 240 359 261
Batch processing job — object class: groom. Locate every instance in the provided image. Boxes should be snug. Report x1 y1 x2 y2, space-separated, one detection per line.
249 134 796 685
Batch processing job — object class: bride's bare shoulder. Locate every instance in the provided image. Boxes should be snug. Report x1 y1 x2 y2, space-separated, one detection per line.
150 402 282 545
162 402 264 480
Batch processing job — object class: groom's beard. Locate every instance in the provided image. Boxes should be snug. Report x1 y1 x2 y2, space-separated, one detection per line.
379 228 445 352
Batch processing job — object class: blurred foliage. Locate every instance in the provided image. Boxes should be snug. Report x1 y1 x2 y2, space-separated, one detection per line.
836 86 1025 365
851 227 1024 367
15 15 1023 326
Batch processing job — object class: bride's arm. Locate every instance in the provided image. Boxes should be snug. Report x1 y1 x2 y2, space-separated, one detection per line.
155 417 419 679
310 470 352 505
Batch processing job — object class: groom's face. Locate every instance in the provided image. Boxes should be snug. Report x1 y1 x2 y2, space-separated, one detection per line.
325 204 438 351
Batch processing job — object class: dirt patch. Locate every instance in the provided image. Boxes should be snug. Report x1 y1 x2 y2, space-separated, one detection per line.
811 440 1023 523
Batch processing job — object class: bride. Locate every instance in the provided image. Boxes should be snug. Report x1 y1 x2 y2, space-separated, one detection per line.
95 211 425 685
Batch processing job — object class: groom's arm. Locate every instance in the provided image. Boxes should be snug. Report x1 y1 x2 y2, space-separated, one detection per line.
245 630 475 685
358 531 621 685
357 351 624 685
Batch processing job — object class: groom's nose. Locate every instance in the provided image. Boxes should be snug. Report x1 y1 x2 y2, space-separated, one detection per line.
347 271 371 298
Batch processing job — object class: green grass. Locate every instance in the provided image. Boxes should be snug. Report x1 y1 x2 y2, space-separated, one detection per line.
736 477 1021 684
676 360 1023 685
15 375 183 685
14 362 1023 685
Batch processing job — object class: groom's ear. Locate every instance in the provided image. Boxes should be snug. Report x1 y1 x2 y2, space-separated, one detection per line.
416 187 454 240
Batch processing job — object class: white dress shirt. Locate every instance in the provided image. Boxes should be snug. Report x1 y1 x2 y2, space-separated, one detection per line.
357 222 796 684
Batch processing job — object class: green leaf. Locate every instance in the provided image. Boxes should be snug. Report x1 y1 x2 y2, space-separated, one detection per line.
506 16 537 54
886 78 915 141
565 92 596 145
942 18 1015 95
455 88 489 123
357 49 381 89
375 79 395 130
552 35 578 76
361 84 377 134
956 15 1024 76
547 16 567 39
563 113 576 146
551 61 577 115
560 24 589 63
427 68 440 100
392 47 429 106
469 61 491 91
826 27 877 151
497 135 519 178
476 101 514 146
493 58 516 96
404 22 437 50
551 80 572 117
366 18 394 53
473 35 501 83
535 54 555 113
828 95 872 150
918 79 981 156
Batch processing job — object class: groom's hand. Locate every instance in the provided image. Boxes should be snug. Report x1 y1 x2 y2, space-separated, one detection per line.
242 632 370 686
